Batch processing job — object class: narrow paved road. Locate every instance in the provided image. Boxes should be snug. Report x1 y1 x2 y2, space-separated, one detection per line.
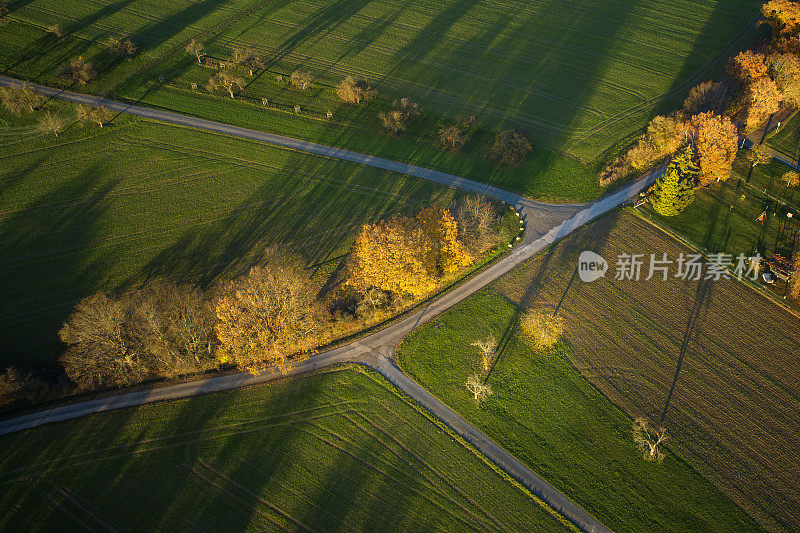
0 76 662 532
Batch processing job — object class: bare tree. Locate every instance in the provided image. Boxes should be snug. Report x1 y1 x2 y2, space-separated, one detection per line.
0 84 44 114
289 69 313 90
632 417 668 462
59 293 148 389
76 104 115 128
186 39 205 65
465 373 493 403
336 76 376 104
37 112 63 137
471 335 496 372
232 47 261 76
206 70 245 98
58 56 95 85
745 144 773 168
48 24 64 39
455 195 497 253
107 36 136 60
438 124 466 151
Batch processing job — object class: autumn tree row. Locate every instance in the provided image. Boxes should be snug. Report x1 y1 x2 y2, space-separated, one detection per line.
47 198 502 394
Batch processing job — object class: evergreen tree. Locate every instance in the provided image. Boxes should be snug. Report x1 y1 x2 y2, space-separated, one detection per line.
650 146 698 216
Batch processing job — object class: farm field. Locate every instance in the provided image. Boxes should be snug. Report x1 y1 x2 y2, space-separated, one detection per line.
398 212 800 532
0 0 762 198
0 105 463 370
0 366 570 531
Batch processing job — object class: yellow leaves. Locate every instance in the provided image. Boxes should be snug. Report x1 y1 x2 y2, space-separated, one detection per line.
348 205 473 298
690 112 739 184
727 51 769 83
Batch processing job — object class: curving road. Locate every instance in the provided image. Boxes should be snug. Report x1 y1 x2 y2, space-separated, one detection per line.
0 76 663 532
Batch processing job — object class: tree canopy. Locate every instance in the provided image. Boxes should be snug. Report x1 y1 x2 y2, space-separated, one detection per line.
649 146 698 216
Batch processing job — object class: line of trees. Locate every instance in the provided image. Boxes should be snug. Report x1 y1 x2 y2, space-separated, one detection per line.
0 197 507 404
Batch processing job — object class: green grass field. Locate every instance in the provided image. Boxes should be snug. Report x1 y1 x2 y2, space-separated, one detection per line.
0 366 571 531
399 212 800 531
0 104 467 369
0 0 762 199
641 153 800 262
766 110 800 161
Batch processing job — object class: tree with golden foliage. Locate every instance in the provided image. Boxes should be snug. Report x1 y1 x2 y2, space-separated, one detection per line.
215 262 318 374
519 310 564 350
726 51 768 83
206 70 245 98
378 109 407 134
186 39 205 65
745 144 773 168
417 205 471 274
0 84 44 114
782 170 800 187
37 112 63 137
336 76 376 104
58 56 95 85
627 115 687 171
289 69 313 90
769 52 800 106
233 47 261 76
348 216 436 297
762 0 800 37
690 112 739 184
743 76 781 131
76 104 115 128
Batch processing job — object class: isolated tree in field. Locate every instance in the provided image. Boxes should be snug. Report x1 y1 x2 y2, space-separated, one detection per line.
232 47 261 76
489 130 532 166
58 56 95 85
681 80 730 116
438 124 466 151
76 104 115 128
649 146 697 216
206 70 245 98
418 205 471 274
378 109 407 134
782 170 800 187
632 417 668 462
59 293 145 389
762 0 800 37
107 36 136 60
465 373 493 403
336 76 376 104
769 53 800 106
37 112 63 137
48 24 63 39
347 216 436 297
215 262 317 374
520 310 564 350
455 195 497 253
186 39 205 64
0 84 44 114
471 335 497 372
690 112 739 184
743 76 781 131
745 144 773 168
726 51 768 83
289 69 313 90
